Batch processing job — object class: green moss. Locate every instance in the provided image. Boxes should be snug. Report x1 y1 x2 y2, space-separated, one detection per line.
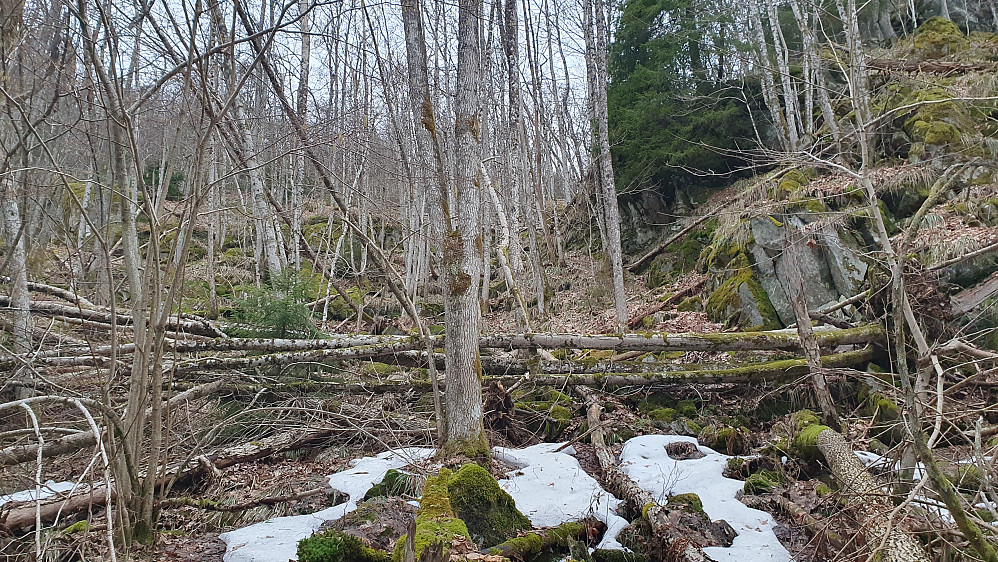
361 362 399 377
676 400 698 418
699 425 749 455
517 401 573 440
647 407 676 422
705 253 780 330
62 520 89 535
912 17 969 60
676 296 703 312
592 549 650 562
364 469 417 501
792 409 820 431
666 493 705 517
393 469 470 561
727 457 745 474
447 463 530 548
793 424 831 460
816 483 835 497
488 521 586 559
299 529 391 562
743 472 776 495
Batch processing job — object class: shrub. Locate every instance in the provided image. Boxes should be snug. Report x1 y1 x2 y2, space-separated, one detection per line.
230 271 318 338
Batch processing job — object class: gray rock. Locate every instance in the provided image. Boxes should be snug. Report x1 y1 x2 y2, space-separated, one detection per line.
820 225 869 297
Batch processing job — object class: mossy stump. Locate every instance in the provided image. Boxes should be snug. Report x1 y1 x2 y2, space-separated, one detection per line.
447 463 531 548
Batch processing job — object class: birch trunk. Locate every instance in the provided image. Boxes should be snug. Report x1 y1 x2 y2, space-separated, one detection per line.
1 174 32 398
585 0 627 330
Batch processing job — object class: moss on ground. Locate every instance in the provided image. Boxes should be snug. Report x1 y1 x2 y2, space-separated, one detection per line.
447 463 530 548
699 425 749 455
299 529 391 562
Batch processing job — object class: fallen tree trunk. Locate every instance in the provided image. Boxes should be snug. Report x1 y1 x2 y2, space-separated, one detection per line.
0 276 98 309
480 324 883 353
0 419 430 531
0 381 227 468
626 276 706 329
573 386 718 562
172 347 877 397
486 519 603 560
797 425 931 562
0 325 881 370
0 296 225 338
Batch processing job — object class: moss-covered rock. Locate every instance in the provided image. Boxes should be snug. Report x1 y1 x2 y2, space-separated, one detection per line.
912 17 969 60
393 469 470 561
447 463 531 548
666 493 705 517
698 425 750 455
743 472 777 495
705 253 780 330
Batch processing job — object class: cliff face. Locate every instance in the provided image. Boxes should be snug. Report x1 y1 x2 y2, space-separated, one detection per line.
631 19 998 344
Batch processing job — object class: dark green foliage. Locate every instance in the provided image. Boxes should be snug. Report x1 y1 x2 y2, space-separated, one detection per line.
142 163 185 201
298 529 391 562
608 0 756 201
230 271 318 338
447 463 531 548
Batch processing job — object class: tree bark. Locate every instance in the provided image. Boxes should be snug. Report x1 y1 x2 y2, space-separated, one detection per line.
439 0 488 458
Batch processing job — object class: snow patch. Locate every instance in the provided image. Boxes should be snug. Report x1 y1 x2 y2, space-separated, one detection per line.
494 442 629 550
0 481 76 507
619 434 793 562
219 447 434 562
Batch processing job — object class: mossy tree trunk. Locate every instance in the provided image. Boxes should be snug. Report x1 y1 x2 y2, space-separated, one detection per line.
799 426 931 561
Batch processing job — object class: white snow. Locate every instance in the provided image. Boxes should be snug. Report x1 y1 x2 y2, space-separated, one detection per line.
219 447 434 562
494 442 629 550
221 438 796 562
619 434 793 562
0 480 76 507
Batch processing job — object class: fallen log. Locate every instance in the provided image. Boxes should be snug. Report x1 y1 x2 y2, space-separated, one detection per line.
795 424 931 562
0 381 226 468
0 419 430 531
0 277 98 309
479 324 884 353
573 386 721 561
486 519 603 560
627 215 716 272
626 276 707 329
0 296 224 338
171 347 877 397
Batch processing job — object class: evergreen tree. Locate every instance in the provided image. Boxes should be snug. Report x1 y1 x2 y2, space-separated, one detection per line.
608 0 756 201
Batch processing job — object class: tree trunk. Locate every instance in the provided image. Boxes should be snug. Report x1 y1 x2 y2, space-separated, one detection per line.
0 174 33 399
585 0 627 330
439 0 488 458
783 232 841 430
